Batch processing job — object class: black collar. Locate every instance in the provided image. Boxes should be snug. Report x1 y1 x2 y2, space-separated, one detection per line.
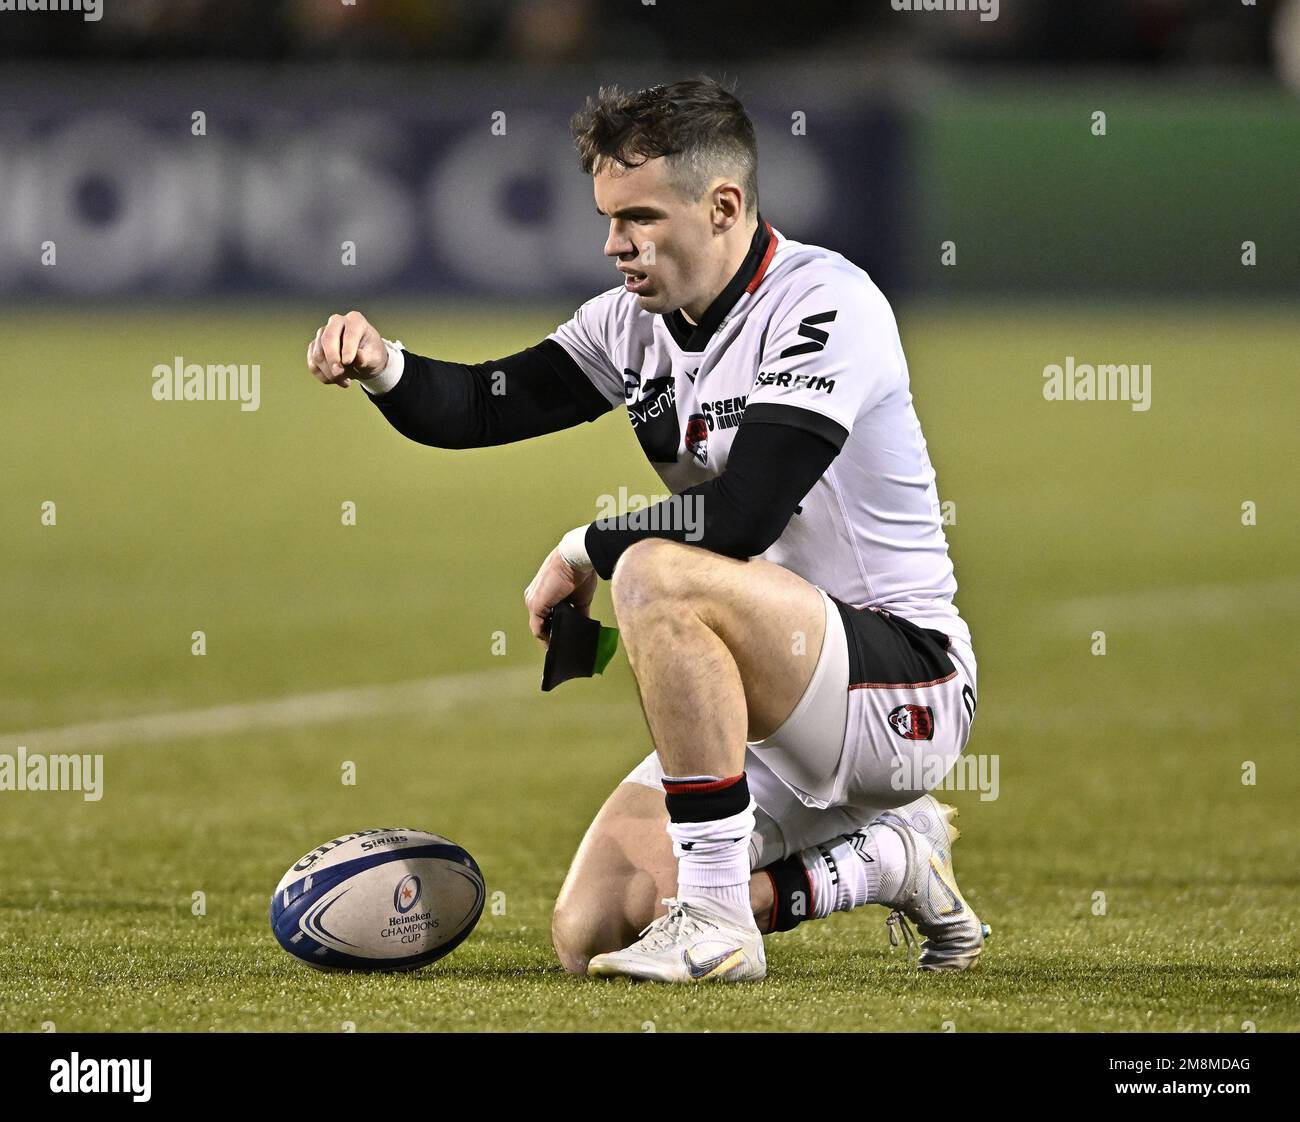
663 216 775 352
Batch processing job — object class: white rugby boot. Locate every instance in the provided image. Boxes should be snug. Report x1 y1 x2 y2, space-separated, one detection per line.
870 795 991 972
587 898 766 983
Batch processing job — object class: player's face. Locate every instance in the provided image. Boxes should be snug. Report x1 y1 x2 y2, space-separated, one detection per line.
593 157 716 316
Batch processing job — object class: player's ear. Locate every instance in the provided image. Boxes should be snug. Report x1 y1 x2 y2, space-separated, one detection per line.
711 182 744 233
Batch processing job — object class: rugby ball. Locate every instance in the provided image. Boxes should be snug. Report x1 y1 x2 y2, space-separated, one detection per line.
270 828 485 971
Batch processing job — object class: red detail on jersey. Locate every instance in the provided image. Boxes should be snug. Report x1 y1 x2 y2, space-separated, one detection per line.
850 671 957 691
745 222 778 294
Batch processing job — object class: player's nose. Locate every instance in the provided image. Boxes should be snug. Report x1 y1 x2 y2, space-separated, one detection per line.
603 226 636 259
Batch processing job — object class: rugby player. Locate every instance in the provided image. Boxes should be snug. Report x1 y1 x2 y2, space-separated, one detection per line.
306 78 988 983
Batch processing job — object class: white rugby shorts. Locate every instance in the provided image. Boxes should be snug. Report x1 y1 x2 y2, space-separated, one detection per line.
622 588 977 867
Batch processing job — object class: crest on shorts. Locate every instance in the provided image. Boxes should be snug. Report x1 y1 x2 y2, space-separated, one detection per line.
888 704 935 741
684 412 708 466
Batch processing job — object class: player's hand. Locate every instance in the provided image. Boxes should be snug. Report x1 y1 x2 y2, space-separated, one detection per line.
306 310 390 388
524 548 596 648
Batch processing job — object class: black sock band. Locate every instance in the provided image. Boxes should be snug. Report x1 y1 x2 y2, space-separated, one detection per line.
764 855 814 932
662 772 750 823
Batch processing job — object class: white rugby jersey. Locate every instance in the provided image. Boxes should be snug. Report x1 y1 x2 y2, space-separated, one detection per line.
548 219 971 648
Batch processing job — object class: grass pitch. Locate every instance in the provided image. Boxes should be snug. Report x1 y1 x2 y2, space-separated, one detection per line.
1 301 1296 1032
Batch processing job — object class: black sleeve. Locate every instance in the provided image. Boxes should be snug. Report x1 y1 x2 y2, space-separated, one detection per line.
366 338 614 449
584 406 845 581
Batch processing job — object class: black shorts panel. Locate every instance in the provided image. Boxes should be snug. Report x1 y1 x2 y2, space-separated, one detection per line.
828 595 957 689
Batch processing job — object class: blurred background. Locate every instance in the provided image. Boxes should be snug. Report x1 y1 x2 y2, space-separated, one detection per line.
1 0 1297 302
1 1 1296 1032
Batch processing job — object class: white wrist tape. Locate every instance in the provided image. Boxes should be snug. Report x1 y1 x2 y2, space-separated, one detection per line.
558 524 594 573
360 339 406 395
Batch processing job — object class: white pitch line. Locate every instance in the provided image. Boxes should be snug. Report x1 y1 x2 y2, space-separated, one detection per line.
1046 575 1299 630
16 575 1290 751
1 666 540 753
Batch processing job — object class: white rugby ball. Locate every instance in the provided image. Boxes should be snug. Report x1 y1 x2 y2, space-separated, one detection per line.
270 828 485 971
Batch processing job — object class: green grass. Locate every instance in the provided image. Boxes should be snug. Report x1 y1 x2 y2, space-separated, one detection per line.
1 302 1296 1032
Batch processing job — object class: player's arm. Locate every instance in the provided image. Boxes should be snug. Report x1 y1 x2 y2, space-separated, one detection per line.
363 340 612 449
579 410 841 578
306 310 613 449
524 412 841 643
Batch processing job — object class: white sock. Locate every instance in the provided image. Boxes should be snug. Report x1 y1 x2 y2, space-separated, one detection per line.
801 822 906 919
665 801 757 926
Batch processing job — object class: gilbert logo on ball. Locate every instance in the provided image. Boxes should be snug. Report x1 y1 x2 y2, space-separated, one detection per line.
270 829 484 971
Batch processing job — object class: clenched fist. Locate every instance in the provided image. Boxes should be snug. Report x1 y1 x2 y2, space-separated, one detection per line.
306 310 390 388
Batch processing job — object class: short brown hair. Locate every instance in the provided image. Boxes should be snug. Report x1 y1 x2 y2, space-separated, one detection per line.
571 77 759 216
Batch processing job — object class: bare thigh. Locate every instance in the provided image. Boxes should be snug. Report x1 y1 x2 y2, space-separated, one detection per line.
612 541 829 742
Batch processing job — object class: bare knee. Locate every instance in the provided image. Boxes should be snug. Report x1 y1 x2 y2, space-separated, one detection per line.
551 874 660 975
551 871 628 975
610 539 698 618
611 542 739 660
550 898 597 976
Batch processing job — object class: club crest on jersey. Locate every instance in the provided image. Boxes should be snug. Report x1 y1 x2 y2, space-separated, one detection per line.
888 704 935 741
684 412 708 465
